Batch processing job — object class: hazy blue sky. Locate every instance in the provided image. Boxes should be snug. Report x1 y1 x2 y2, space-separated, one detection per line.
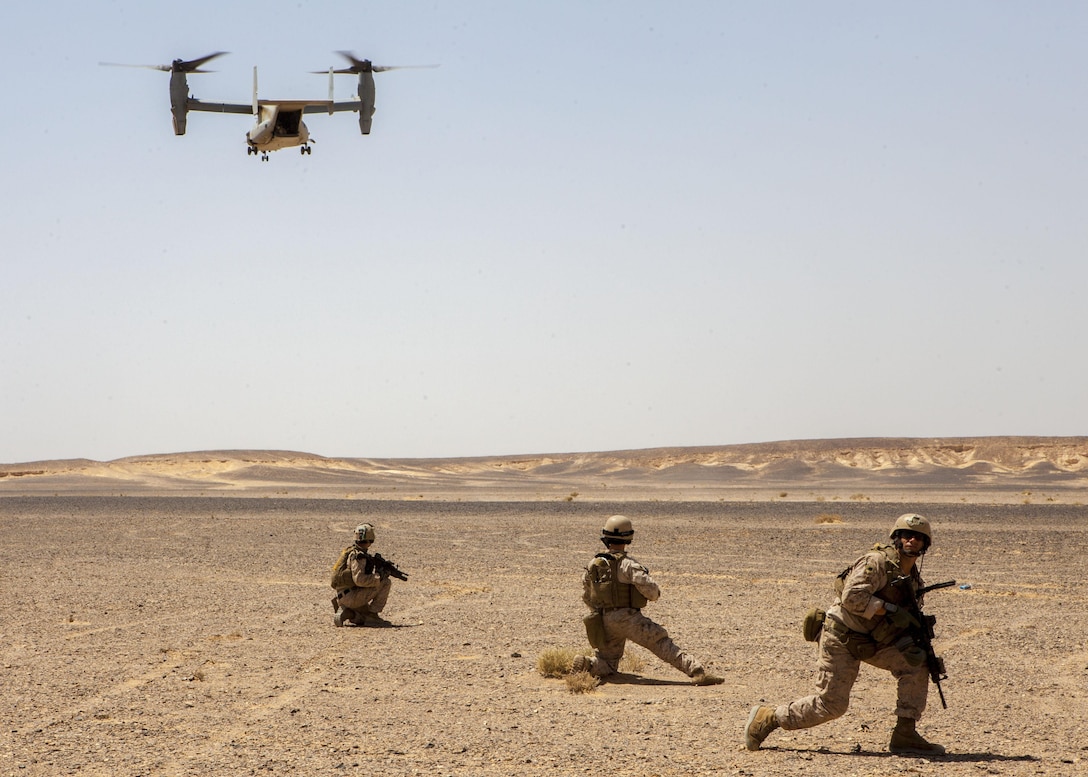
2 2 1086 463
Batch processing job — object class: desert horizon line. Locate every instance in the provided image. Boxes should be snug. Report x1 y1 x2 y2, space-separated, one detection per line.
4 433 1086 468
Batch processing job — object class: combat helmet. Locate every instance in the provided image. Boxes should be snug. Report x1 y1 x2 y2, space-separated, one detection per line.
354 523 376 545
601 515 635 546
889 513 932 548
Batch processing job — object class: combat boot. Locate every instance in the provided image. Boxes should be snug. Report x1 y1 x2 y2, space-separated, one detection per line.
333 607 357 627
889 716 946 755
744 705 780 750
690 669 725 686
359 612 392 627
570 654 589 673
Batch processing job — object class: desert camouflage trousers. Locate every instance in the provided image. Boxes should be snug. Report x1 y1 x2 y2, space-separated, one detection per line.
775 625 929 729
584 607 704 679
337 578 392 615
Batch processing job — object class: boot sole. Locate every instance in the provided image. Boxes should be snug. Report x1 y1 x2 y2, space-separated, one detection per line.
890 746 947 756
692 675 724 686
744 705 765 751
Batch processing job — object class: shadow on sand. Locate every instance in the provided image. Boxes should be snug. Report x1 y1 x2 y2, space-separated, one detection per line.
764 745 1039 763
599 673 692 687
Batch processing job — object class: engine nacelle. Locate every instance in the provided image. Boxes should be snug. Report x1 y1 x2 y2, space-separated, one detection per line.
169 71 190 135
357 71 376 135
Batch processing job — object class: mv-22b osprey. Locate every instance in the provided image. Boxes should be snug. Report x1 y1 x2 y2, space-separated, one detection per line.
101 52 434 160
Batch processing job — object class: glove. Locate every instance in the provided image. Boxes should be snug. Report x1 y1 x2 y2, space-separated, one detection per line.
885 603 920 630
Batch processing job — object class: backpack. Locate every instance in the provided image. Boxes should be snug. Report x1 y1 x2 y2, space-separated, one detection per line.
330 546 355 589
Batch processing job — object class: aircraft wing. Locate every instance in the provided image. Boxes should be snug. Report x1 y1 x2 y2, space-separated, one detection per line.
187 98 362 116
303 101 362 115
253 100 361 115
188 99 253 115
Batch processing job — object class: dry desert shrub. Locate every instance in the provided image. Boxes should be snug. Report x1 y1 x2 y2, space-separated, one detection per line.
565 650 644 693
536 646 600 693
536 646 584 678
537 645 644 691
815 513 844 524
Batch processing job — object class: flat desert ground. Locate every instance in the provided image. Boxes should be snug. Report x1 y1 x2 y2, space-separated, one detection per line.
2 497 1087 777
1 440 1086 776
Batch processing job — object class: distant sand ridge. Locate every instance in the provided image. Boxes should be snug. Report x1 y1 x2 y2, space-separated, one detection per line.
2 436 1085 502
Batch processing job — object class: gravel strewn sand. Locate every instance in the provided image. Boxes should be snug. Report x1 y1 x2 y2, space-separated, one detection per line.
2 496 1085 776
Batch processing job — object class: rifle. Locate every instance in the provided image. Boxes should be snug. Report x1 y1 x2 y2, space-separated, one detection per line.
368 552 409 581
900 578 956 708
919 580 957 596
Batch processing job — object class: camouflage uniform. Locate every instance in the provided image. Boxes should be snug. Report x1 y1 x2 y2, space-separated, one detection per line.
775 544 929 729
747 514 945 755
335 549 392 619
581 551 707 679
331 523 393 626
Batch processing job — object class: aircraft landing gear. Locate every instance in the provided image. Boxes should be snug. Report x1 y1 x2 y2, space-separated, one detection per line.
261 153 269 161
300 145 312 155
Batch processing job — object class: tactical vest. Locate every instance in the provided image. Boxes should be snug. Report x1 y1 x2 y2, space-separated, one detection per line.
834 543 918 604
835 543 921 646
585 552 649 609
330 545 356 589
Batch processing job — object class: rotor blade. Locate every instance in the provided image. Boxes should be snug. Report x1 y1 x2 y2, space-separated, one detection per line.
372 64 440 72
99 61 171 71
99 52 228 73
321 52 439 75
335 51 370 71
176 52 229 72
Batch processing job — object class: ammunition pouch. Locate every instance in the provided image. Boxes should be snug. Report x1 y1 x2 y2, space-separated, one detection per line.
583 611 606 649
826 619 877 661
872 605 929 648
894 634 926 667
802 608 826 642
870 617 907 647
